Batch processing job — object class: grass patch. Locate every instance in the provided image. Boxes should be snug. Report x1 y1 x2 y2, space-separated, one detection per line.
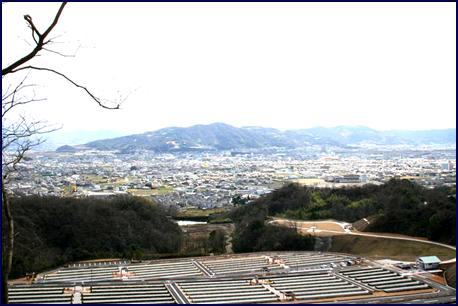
106 178 129 187
127 186 173 196
84 174 108 184
84 175 132 187
176 208 227 218
291 178 326 186
329 235 456 262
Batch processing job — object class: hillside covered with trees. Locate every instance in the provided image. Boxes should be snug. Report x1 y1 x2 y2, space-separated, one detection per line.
235 179 455 246
3 196 183 278
5 179 455 279
230 201 315 253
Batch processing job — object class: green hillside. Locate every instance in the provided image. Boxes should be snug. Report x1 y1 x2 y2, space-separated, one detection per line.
3 196 183 278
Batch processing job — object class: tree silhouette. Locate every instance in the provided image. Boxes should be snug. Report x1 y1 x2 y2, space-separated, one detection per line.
2 2 121 302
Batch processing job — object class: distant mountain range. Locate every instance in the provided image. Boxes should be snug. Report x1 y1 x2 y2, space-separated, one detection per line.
56 123 456 152
39 130 127 151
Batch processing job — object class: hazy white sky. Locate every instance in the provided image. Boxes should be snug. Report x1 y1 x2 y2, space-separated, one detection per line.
2 2 456 134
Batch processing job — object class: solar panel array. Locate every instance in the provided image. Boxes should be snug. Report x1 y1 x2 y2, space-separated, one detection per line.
42 260 203 283
67 260 129 268
264 271 371 301
81 282 175 304
200 256 283 275
339 267 431 292
278 252 354 269
8 252 442 304
8 285 72 304
177 279 279 304
40 253 357 282
125 261 203 280
43 266 117 283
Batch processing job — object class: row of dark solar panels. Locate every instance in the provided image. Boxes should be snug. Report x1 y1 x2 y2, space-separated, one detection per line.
177 279 278 304
8 283 175 304
7 269 432 304
41 256 285 283
262 271 370 301
339 267 430 292
40 254 355 283
197 253 355 276
199 256 283 275
9 271 370 304
66 260 130 268
177 271 371 304
40 260 203 283
277 253 355 269
8 285 72 304
82 283 175 304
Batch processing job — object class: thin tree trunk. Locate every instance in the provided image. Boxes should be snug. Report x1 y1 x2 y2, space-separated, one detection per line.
2 177 14 304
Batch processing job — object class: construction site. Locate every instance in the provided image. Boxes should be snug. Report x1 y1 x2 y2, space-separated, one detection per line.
7 251 456 304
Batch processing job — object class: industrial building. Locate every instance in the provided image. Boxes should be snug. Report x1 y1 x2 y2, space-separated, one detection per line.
416 256 441 271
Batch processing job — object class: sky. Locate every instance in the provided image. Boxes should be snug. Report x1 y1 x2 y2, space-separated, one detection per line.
2 2 456 137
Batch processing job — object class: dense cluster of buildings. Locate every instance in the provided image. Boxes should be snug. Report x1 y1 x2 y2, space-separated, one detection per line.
5 145 456 209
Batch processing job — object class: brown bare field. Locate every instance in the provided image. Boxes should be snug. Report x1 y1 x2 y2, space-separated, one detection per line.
295 221 345 232
425 273 448 286
271 219 346 234
329 235 456 262
353 231 431 241
297 228 344 237
444 263 456 288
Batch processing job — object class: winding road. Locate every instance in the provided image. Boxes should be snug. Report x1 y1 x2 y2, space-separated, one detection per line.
269 217 456 263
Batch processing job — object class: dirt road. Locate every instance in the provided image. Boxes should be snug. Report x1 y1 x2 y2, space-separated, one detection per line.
270 217 456 262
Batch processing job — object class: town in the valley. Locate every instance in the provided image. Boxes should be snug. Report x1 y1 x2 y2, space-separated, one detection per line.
6 144 456 210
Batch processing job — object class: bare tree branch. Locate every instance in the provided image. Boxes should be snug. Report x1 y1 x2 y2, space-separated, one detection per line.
2 2 67 76
24 14 41 37
2 75 46 118
2 176 14 304
2 74 29 101
11 65 121 109
2 3 122 302
2 117 58 151
3 140 39 179
44 40 82 57
3 2 122 110
25 15 40 44
42 47 76 57
2 97 46 119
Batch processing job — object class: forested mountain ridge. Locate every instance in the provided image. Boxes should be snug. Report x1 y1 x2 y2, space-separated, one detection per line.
57 123 456 152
